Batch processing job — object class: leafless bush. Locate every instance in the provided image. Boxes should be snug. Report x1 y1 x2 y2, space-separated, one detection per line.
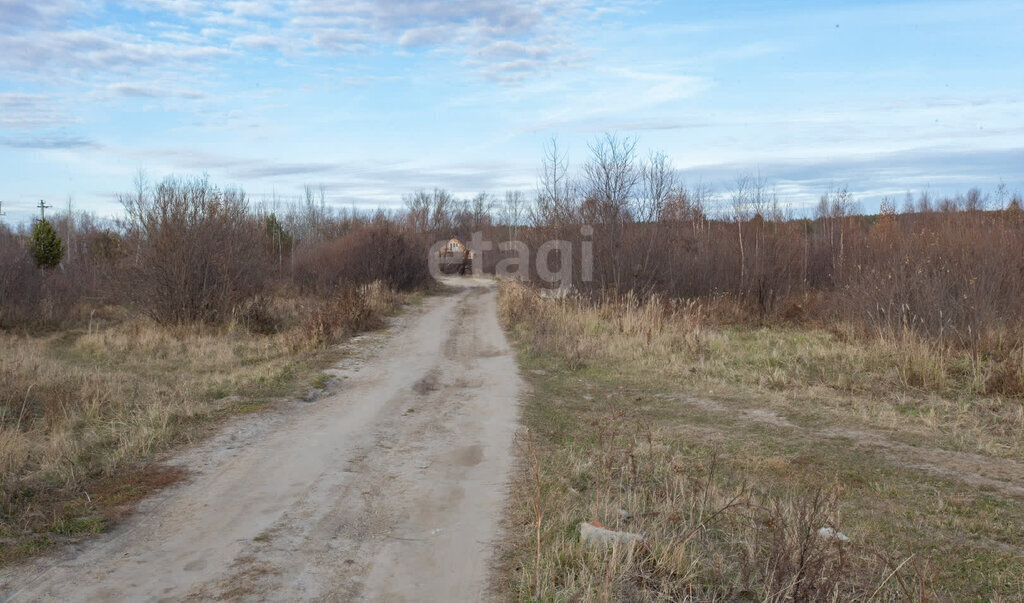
282 281 398 351
118 175 268 324
0 224 104 329
752 489 848 600
293 222 430 295
0 229 43 327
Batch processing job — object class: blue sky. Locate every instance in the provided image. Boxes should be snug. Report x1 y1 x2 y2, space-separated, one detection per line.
1 0 1022 223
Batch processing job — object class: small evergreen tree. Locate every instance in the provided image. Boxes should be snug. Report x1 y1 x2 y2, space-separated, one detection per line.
30 218 65 269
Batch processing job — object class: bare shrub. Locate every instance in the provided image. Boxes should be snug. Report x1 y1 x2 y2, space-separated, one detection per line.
0 229 43 327
233 295 282 335
283 281 398 351
0 226 99 329
119 175 268 324
293 222 429 295
752 489 848 600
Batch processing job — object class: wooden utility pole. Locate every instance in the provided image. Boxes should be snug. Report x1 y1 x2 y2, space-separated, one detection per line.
37 200 51 220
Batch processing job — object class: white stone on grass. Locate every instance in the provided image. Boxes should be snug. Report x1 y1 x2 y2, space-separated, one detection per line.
579 521 645 548
817 526 851 543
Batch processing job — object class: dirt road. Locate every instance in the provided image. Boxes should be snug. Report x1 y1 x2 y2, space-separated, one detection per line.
1 278 522 601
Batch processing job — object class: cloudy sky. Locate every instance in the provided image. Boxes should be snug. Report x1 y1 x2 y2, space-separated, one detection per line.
1 0 1022 222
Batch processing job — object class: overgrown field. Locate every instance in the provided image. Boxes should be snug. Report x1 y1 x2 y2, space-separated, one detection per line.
0 283 404 564
498 280 1024 600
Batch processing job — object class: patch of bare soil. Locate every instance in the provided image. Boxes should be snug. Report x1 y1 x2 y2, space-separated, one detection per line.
677 395 1024 498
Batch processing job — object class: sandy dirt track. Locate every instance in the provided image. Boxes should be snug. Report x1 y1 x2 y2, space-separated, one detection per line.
0 278 522 601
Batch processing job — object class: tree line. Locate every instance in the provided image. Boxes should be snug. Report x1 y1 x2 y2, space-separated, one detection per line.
500 135 1024 385
2 139 1023 358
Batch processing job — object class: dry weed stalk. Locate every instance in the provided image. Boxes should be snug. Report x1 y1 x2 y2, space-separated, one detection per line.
523 428 545 599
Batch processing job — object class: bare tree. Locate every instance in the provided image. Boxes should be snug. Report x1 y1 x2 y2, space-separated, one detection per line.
732 174 752 289
404 190 432 233
636 150 676 284
748 172 771 221
639 150 675 223
817 186 854 274
690 181 711 238
429 189 455 233
404 189 459 235
731 172 771 294
964 187 987 212
581 133 640 290
469 192 494 231
833 187 855 269
582 133 640 224
535 137 577 226
901 191 916 214
500 190 527 242
995 181 1009 209
916 189 932 213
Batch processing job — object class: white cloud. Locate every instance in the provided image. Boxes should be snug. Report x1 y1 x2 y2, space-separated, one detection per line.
1 133 96 149
311 28 375 53
288 0 627 80
231 33 294 52
120 0 207 15
340 74 402 86
0 28 230 81
476 40 551 60
223 0 281 18
0 0 83 30
524 68 712 131
108 82 206 99
397 25 455 48
0 93 71 130
0 0 634 89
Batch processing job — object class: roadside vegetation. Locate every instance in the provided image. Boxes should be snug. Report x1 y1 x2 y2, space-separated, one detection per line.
496 136 1024 600
500 280 1024 599
0 176 431 563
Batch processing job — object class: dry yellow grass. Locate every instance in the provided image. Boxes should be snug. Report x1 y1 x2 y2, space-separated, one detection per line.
499 281 1024 461
0 282 402 562
498 280 1024 600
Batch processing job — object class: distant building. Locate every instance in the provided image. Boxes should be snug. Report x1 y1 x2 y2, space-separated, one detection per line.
439 236 473 275
439 236 473 260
